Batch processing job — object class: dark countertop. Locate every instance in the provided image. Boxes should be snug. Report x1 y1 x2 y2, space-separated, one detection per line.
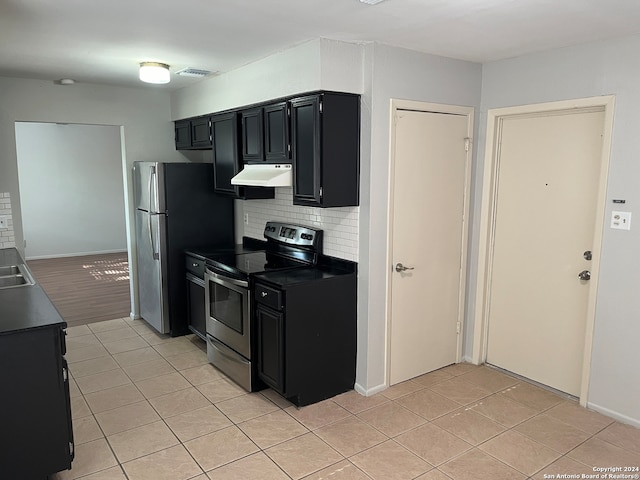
186 238 357 288
253 256 357 288
0 248 65 335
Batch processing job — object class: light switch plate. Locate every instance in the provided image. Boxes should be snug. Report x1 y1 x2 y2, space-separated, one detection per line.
0 215 7 229
611 211 631 230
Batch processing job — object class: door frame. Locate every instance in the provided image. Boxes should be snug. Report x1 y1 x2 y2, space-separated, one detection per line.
386 99 475 386
472 96 615 404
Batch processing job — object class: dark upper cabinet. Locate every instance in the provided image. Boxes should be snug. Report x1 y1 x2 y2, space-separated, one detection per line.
241 102 290 164
264 102 290 162
211 112 274 200
175 120 192 149
290 92 360 207
175 117 212 150
211 112 240 195
191 117 212 148
241 107 264 162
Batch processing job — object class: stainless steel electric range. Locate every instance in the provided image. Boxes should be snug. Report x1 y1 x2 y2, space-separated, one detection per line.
203 221 323 391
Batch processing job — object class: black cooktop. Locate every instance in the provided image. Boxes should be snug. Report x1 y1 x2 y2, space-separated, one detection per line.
206 250 308 278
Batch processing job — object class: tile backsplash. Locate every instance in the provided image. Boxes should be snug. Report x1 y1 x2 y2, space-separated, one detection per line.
242 188 359 261
0 193 16 248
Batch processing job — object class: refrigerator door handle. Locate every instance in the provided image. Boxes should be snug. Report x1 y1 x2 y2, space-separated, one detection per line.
148 165 156 213
149 213 160 261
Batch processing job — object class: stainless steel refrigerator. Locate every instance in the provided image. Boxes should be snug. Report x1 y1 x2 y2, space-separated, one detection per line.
133 161 234 335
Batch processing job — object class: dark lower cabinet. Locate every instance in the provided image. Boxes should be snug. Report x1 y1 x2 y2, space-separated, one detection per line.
186 254 207 340
0 324 73 479
256 304 284 391
254 268 357 406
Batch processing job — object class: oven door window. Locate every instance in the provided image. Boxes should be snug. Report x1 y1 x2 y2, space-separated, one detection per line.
209 281 244 334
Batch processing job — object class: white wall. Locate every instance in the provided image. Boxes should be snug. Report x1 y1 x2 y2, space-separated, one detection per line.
476 34 640 425
15 123 126 259
0 76 181 316
171 40 323 120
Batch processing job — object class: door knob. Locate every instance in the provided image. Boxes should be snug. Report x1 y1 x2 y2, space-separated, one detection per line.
583 250 592 261
395 263 415 273
578 270 591 281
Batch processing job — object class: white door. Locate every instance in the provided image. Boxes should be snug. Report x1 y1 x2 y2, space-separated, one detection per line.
389 108 470 385
486 109 605 396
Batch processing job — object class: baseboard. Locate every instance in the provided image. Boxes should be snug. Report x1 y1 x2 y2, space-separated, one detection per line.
354 381 387 397
586 402 640 428
26 249 127 260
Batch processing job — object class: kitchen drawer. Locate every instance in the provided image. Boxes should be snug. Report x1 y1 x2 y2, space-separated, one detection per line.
185 255 205 278
254 283 282 311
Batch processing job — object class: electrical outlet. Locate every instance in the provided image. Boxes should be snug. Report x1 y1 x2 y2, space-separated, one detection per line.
244 213 249 225
0 215 7 229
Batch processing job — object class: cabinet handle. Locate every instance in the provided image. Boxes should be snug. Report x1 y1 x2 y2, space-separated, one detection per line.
62 366 68 382
261 292 268 297
192 263 199 267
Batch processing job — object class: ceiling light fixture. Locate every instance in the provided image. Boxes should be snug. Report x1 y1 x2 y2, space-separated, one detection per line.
139 62 170 84
359 0 386 4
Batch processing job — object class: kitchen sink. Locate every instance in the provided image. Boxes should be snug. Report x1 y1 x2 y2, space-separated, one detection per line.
0 265 21 276
0 264 35 289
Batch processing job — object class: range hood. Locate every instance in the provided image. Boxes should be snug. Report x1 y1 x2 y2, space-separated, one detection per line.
230 164 292 187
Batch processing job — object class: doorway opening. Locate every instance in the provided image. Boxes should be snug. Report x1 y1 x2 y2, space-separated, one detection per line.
14 122 131 327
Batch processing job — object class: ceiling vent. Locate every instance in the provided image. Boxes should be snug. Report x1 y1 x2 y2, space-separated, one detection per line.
175 67 214 78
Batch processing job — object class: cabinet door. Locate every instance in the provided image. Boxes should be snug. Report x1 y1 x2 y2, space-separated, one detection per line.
191 117 212 148
241 107 264 162
186 277 206 340
256 304 285 393
1 326 73 477
175 120 192 150
264 102 290 163
212 112 241 196
291 96 321 205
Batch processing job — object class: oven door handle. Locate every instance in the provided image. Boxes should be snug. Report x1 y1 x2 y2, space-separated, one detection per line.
205 268 249 289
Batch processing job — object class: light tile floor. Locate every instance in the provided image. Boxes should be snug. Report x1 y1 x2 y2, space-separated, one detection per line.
52 317 640 480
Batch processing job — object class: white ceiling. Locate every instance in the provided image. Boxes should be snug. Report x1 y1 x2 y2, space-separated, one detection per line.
2 0 640 91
